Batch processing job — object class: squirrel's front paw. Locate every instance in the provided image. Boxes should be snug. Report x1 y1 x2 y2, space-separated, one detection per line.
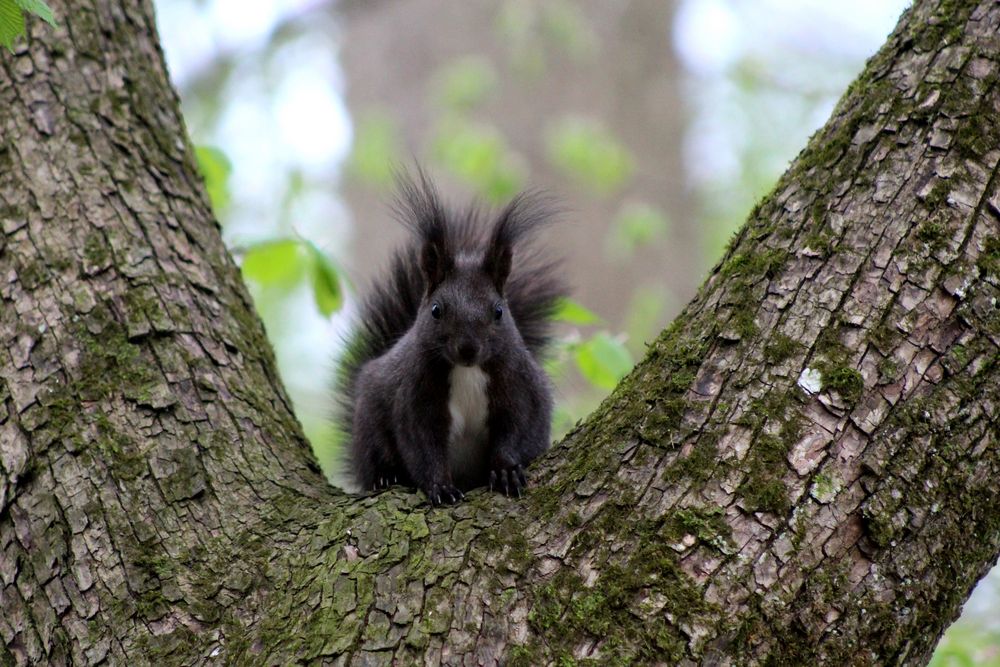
489 464 527 498
426 483 465 506
372 473 399 491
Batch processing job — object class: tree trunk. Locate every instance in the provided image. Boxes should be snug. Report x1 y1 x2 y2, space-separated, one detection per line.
1 0 998 665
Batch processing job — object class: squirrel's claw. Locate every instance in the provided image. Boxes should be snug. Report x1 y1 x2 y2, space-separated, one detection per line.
490 465 527 498
428 483 464 506
372 472 402 491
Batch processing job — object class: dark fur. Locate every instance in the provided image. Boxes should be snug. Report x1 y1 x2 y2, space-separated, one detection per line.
336 172 566 504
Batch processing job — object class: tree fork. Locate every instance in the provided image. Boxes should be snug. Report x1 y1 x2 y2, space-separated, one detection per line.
1 0 998 665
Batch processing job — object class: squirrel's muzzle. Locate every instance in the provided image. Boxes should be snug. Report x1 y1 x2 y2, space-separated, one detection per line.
456 341 479 366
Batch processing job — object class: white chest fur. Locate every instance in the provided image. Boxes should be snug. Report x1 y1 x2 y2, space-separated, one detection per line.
447 365 490 479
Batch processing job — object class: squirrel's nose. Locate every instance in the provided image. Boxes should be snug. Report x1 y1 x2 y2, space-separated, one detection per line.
456 342 478 365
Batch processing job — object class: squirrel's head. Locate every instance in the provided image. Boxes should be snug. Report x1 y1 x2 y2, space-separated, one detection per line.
421 254 509 367
394 171 552 367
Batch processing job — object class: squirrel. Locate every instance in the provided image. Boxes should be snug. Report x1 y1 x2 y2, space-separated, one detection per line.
336 172 567 505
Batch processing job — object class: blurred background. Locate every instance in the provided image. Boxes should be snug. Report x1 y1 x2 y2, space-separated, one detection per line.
154 0 997 660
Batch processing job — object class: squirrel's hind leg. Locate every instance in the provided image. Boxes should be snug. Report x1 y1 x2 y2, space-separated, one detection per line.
351 406 406 492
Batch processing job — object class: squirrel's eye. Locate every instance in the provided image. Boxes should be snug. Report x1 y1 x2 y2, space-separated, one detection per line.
493 304 503 322
431 303 442 319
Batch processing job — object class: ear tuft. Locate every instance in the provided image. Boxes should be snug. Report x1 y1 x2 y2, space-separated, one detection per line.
392 168 453 292
484 191 556 294
483 242 512 294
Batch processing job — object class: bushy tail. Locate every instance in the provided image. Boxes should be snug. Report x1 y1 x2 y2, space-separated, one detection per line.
334 173 567 454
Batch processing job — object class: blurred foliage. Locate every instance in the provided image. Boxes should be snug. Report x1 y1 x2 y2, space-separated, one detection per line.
432 56 498 112
496 0 596 76
306 241 343 317
242 239 307 288
623 286 670 357
0 0 55 51
571 332 634 391
348 110 400 188
432 117 524 203
931 622 1000 667
195 145 233 214
547 117 633 196
553 297 602 326
606 201 671 261
240 237 342 317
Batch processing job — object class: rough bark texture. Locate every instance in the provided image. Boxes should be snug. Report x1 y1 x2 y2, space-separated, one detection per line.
0 0 998 665
0 1 328 663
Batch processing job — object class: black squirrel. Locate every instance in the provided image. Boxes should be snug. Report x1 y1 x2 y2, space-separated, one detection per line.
337 173 566 505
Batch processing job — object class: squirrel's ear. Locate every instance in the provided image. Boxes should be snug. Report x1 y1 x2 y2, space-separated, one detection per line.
485 193 540 293
392 168 453 293
483 236 512 294
420 237 453 293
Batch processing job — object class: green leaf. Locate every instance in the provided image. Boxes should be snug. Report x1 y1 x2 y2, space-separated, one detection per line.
573 332 633 390
13 0 56 26
306 242 343 317
552 298 602 325
241 239 308 289
194 145 232 215
0 0 26 53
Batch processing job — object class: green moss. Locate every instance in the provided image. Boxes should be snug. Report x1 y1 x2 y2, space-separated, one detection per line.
812 323 865 404
133 625 201 661
731 306 758 339
876 356 900 385
764 333 800 364
802 231 834 258
720 247 789 282
583 319 708 447
821 367 864 404
953 73 1000 158
923 179 951 210
862 505 898 549
814 323 850 363
916 220 948 249
735 392 804 441
977 236 1000 277
868 317 900 353
810 472 840 502
17 259 48 290
507 644 539 667
739 461 790 514
662 430 720 484
908 0 976 50
730 389 809 515
77 325 157 400
83 231 111 268
524 510 717 663
941 343 969 374
33 314 157 481
669 506 735 553
478 518 532 573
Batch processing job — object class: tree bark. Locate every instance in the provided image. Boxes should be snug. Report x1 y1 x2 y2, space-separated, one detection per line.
1 0 998 665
